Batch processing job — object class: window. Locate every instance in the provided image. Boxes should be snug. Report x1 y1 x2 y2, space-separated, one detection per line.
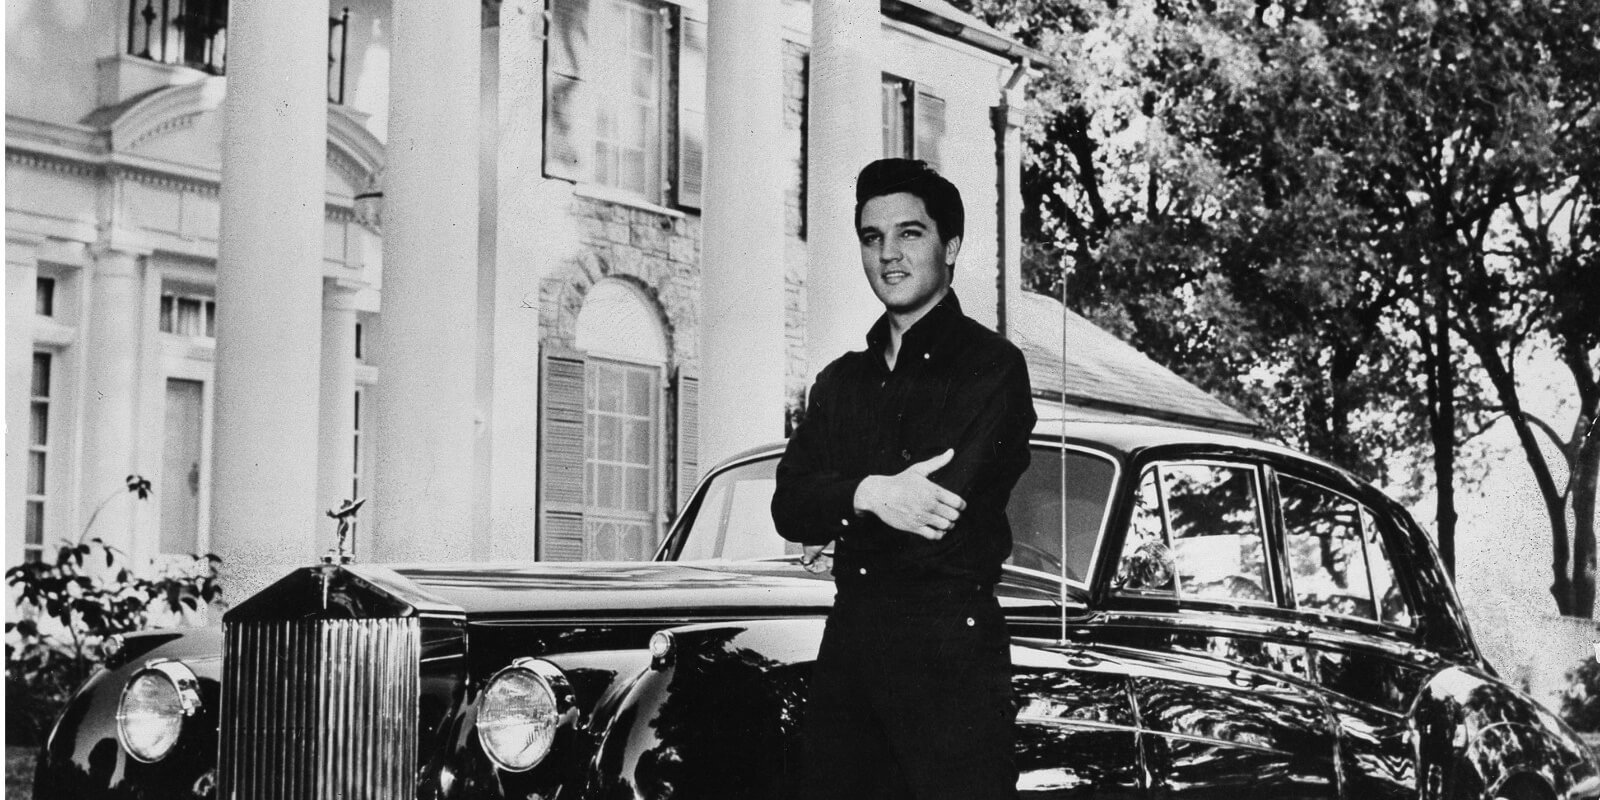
546 0 684 204
35 277 55 317
1281 476 1413 628
880 74 946 171
584 359 659 560
350 388 364 546
1115 463 1272 604
125 0 228 74
159 290 216 338
25 353 53 563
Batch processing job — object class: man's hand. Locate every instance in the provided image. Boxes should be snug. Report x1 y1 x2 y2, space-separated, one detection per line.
853 449 967 540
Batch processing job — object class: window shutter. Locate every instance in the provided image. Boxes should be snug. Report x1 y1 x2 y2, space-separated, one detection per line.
675 10 707 210
544 0 592 182
674 369 700 508
914 89 946 172
540 350 587 560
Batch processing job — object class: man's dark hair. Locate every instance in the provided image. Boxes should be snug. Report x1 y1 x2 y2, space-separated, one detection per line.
854 158 964 244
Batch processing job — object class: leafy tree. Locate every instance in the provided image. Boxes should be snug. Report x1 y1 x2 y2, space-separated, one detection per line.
956 0 1597 609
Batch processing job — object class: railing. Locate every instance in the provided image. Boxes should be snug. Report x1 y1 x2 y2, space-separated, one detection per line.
124 1 353 104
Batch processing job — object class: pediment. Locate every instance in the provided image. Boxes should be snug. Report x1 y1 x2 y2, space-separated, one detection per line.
88 78 385 199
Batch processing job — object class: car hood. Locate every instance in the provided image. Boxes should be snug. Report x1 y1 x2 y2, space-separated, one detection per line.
391 560 840 619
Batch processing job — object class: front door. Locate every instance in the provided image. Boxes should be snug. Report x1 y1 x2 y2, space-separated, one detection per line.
160 378 204 555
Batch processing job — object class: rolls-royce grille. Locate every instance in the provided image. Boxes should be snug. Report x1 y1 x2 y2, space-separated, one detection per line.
219 618 421 800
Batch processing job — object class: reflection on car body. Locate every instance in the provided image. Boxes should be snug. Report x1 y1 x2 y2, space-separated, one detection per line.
34 419 1600 800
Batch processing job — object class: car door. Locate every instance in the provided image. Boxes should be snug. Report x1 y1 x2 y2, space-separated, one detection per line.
1273 468 1434 799
1099 458 1340 798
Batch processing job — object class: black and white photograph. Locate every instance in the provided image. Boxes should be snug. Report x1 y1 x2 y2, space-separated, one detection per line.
4 0 1598 797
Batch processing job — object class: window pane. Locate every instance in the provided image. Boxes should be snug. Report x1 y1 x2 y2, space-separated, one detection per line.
31 353 51 398
1164 464 1270 603
598 415 620 462
624 419 649 464
35 277 55 317
31 402 48 446
625 466 650 512
599 365 624 413
28 452 46 495
205 300 216 337
25 500 44 546
177 298 203 336
1282 477 1374 619
160 295 175 333
1116 469 1176 593
1364 513 1415 628
627 370 651 416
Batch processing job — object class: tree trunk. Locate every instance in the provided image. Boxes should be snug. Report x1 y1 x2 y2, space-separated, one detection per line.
1571 412 1598 617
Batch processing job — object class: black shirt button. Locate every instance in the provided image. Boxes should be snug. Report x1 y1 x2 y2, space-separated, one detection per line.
900 449 912 461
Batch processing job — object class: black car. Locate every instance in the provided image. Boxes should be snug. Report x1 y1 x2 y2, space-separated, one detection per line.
34 420 1600 799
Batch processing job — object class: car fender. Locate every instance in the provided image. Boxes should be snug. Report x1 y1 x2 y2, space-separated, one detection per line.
34 626 223 800
1413 666 1600 800
583 617 824 800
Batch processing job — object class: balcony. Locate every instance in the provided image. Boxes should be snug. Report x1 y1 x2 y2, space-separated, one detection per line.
123 1 352 104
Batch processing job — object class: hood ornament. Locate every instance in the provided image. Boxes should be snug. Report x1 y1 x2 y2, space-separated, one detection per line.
323 498 366 566
320 498 365 612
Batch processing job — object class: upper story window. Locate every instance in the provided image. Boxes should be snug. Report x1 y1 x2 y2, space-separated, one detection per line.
881 74 946 172
160 290 216 339
126 0 228 74
545 0 705 209
36 277 55 317
123 1 352 103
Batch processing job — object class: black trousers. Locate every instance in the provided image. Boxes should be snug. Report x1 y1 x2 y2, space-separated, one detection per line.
798 586 1016 800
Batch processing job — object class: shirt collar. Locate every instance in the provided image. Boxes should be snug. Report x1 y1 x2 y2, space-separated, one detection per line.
865 290 964 365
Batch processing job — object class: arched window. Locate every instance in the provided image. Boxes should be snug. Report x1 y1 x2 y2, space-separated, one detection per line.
541 280 671 561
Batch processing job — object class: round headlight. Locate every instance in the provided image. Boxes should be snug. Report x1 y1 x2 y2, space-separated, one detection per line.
477 659 572 771
116 661 199 763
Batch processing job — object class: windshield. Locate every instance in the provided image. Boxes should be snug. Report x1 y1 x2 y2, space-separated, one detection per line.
669 444 1118 586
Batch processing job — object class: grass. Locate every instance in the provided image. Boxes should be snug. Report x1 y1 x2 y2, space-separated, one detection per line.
5 746 34 800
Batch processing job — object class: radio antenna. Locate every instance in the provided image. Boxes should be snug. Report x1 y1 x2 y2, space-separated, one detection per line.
1058 256 1071 643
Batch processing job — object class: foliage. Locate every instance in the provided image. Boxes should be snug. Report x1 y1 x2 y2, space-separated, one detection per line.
1559 656 1600 732
4 476 222 745
954 0 1599 612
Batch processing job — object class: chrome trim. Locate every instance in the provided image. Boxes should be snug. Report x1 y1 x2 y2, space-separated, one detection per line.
116 659 202 763
477 658 578 772
219 618 420 800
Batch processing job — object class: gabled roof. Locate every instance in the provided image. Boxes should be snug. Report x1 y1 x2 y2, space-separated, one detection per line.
1010 291 1258 435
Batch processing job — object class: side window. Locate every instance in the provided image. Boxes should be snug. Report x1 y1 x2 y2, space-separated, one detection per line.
1281 475 1414 629
1364 510 1414 628
1115 463 1271 604
1281 477 1374 618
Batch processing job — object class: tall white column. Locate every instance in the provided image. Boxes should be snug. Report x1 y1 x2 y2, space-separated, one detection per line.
370 0 480 562
212 1 327 599
80 245 146 553
995 70 1029 337
317 280 359 556
6 235 42 569
486 0 556 558
805 0 882 381
700 0 788 470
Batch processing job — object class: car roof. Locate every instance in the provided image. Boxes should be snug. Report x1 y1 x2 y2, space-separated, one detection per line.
717 417 1316 471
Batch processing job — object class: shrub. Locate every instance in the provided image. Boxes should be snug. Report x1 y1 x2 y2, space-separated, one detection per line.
4 476 221 746
1560 656 1600 733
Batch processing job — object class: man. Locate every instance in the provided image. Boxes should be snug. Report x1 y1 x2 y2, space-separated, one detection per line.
771 158 1036 799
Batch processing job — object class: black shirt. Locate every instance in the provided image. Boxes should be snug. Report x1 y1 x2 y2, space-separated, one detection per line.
771 292 1036 592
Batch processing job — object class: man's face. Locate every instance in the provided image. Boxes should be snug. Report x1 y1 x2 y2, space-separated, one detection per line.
857 192 961 317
